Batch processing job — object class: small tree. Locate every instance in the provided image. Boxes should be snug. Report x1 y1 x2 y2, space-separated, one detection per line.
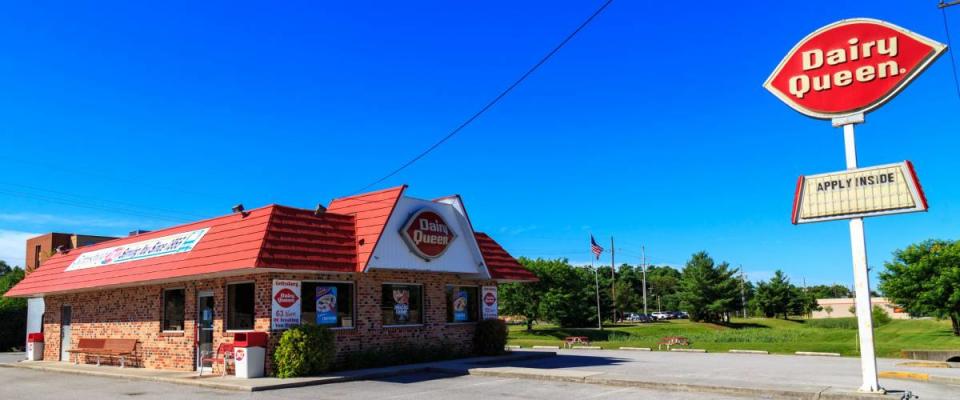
677 252 739 323
824 305 834 318
755 270 793 319
879 239 960 336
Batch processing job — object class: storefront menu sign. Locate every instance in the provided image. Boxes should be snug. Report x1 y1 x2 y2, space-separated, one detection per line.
66 228 209 272
764 18 946 120
400 209 457 260
481 286 498 320
316 286 338 325
453 290 469 322
272 280 301 330
792 161 927 224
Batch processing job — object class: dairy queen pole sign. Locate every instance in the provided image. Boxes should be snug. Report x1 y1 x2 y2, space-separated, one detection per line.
765 18 945 394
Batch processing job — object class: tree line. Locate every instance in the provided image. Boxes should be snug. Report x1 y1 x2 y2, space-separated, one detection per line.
500 251 823 328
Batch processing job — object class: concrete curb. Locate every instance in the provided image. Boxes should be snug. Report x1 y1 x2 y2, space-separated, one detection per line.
532 346 560 350
618 347 651 351
468 368 896 400
729 349 769 354
879 370 960 385
796 351 842 357
670 349 707 353
571 346 602 350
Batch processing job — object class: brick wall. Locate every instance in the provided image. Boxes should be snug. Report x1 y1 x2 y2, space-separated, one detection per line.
41 270 496 374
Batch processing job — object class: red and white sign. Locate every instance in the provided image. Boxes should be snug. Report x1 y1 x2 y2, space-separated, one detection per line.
400 209 457 260
271 280 301 330
764 18 946 119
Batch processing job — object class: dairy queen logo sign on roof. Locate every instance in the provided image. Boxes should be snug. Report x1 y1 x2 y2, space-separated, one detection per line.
764 18 946 119
401 209 457 260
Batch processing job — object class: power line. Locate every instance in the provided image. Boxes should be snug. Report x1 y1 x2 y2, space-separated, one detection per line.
942 2 960 101
352 0 616 194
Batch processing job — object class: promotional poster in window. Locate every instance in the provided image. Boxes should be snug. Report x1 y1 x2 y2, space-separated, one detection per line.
316 286 338 325
393 288 410 323
453 290 469 322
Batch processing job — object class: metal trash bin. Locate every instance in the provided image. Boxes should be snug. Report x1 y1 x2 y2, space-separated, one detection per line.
26 333 44 361
233 332 267 378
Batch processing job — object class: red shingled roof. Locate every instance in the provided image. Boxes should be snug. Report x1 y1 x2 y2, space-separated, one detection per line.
6 204 356 297
327 185 406 272
6 187 535 297
474 232 537 282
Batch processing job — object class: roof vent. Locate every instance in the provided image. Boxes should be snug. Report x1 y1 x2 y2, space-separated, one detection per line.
232 203 249 218
55 245 67 254
129 229 151 237
315 203 327 216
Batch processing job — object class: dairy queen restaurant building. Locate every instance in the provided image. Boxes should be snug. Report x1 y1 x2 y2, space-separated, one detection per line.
5 185 536 375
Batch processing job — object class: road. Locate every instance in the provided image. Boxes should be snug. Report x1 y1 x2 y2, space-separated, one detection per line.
0 365 749 400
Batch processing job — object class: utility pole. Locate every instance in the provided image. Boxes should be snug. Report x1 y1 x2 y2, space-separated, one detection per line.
641 246 648 315
657 295 661 313
739 267 747 319
610 237 616 322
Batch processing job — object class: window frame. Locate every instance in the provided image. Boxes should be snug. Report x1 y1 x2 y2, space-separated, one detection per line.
301 280 357 331
381 282 425 328
445 285 481 324
225 281 256 332
161 287 186 332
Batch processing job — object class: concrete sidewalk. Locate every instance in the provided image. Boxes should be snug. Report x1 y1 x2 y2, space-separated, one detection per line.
0 351 554 392
473 349 960 399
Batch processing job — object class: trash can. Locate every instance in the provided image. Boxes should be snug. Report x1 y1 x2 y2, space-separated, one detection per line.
26 333 44 361
233 332 267 378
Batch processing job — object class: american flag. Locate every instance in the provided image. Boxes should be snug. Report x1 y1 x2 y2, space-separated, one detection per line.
590 235 604 260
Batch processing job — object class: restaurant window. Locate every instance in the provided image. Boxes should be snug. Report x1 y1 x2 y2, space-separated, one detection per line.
381 284 423 326
227 282 255 331
446 286 479 323
301 282 355 328
162 289 185 331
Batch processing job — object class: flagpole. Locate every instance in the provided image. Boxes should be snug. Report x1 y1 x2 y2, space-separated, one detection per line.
610 236 616 323
593 256 602 330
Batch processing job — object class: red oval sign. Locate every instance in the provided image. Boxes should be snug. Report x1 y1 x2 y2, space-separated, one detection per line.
401 209 457 260
764 18 945 120
273 288 300 308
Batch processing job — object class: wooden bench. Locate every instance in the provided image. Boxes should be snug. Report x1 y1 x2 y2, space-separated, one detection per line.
67 338 138 368
657 336 690 350
564 336 591 349
199 343 235 377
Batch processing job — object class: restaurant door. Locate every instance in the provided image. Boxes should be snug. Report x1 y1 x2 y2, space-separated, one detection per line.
196 291 214 371
60 305 71 362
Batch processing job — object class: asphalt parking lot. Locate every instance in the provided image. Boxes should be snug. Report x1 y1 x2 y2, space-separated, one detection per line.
0 366 750 400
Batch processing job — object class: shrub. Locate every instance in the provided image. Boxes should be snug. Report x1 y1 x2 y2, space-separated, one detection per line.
872 305 892 327
273 325 335 378
805 318 858 329
474 319 508 356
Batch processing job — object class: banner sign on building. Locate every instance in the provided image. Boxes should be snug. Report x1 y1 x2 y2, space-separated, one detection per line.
272 280 301 330
400 209 457 260
481 286 498 320
315 286 338 325
792 161 927 224
66 228 209 272
764 18 946 120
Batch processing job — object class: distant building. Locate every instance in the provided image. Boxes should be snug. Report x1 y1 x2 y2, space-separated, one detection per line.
812 297 910 320
24 233 116 274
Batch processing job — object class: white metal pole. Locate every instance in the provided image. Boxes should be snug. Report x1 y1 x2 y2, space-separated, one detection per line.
641 246 648 315
593 257 602 330
843 123 882 393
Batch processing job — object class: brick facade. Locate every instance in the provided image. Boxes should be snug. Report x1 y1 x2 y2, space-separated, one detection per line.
40 270 495 374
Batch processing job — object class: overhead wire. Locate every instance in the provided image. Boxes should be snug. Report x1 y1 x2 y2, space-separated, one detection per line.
942 4 960 101
351 0 616 194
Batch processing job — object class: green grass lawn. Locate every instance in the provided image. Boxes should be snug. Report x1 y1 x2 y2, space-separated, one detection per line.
507 318 960 358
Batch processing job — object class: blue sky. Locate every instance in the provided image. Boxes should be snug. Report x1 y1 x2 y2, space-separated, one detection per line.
0 1 957 287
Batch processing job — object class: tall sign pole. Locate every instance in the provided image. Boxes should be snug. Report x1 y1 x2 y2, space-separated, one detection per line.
841 120 880 391
641 246 648 315
764 18 944 394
